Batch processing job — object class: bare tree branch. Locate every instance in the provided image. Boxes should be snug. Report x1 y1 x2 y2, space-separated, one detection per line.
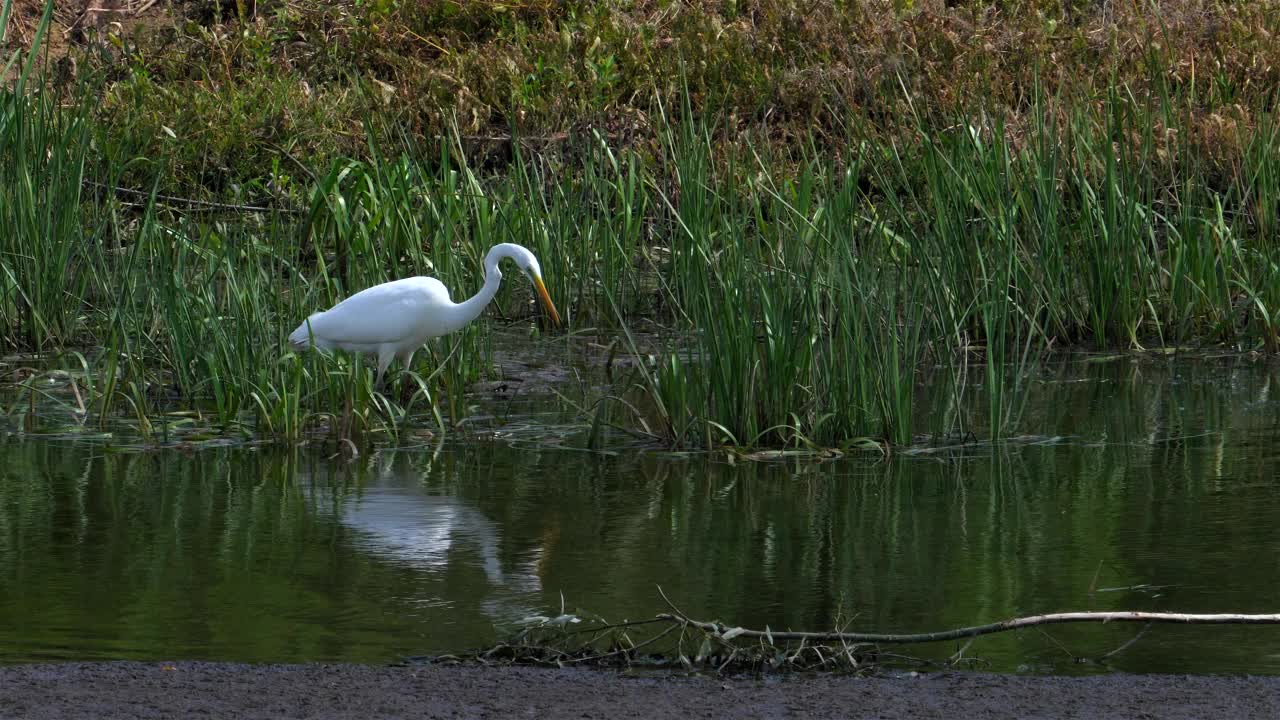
657 610 1280 645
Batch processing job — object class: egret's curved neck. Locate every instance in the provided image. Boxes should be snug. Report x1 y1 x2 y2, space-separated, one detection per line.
448 244 524 333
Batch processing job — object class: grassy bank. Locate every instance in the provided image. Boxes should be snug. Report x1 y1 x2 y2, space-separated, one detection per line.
11 0 1277 201
3 0 1280 449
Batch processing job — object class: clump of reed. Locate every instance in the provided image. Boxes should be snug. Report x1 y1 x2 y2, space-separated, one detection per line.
602 79 1280 448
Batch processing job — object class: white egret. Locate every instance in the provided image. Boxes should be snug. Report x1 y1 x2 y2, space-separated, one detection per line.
288 243 561 385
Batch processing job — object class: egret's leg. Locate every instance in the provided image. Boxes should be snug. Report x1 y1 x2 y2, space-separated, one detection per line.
374 349 394 388
396 350 416 403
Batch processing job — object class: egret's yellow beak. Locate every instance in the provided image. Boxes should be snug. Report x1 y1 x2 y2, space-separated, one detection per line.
531 274 562 326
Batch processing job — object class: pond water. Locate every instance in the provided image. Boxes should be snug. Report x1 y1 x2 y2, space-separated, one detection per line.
1 356 1278 673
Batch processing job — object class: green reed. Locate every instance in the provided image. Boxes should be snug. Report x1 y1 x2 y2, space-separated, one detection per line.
624 109 930 449
0 0 102 351
627 67 1280 447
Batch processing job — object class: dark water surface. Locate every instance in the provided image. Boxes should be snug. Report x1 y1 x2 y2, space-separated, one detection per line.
2 357 1279 673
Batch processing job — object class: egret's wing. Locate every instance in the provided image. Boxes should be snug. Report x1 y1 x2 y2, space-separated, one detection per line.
303 277 450 345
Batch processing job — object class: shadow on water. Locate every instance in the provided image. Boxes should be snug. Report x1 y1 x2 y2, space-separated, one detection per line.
0 356 1279 673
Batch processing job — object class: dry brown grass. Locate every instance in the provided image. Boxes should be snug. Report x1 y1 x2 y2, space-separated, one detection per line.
7 0 1279 193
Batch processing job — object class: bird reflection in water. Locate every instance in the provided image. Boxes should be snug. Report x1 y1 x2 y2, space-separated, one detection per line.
300 449 544 623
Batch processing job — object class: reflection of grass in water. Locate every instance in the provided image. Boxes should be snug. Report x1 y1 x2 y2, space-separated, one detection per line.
2 418 1280 670
5 2 1280 448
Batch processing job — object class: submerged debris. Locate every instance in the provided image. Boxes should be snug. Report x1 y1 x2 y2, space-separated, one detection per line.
407 591 920 675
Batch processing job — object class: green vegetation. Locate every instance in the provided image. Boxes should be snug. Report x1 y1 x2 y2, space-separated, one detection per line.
3 0 1280 448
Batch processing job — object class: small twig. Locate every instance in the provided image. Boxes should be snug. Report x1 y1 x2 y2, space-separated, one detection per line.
947 637 976 666
1100 622 1154 661
263 141 319 184
874 652 936 668
69 377 86 417
656 585 693 623
717 649 739 672
563 624 679 665
551 390 663 442
440 131 625 145
1036 628 1080 662
559 617 669 638
84 181 301 214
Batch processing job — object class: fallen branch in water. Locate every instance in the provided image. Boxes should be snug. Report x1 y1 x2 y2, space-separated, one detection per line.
656 586 1280 645
410 589 1280 674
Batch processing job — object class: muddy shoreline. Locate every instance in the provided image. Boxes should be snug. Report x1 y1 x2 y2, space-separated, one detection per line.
0 662 1277 719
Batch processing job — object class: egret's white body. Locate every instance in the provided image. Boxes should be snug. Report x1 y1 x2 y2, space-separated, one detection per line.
288 243 560 384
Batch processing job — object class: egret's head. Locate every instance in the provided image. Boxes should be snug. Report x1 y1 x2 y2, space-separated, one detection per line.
505 244 561 327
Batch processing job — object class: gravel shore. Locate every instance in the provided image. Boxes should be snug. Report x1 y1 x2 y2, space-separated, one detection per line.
1 662 1278 719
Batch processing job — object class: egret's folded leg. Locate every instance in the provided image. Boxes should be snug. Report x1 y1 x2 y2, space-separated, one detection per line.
397 350 415 376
